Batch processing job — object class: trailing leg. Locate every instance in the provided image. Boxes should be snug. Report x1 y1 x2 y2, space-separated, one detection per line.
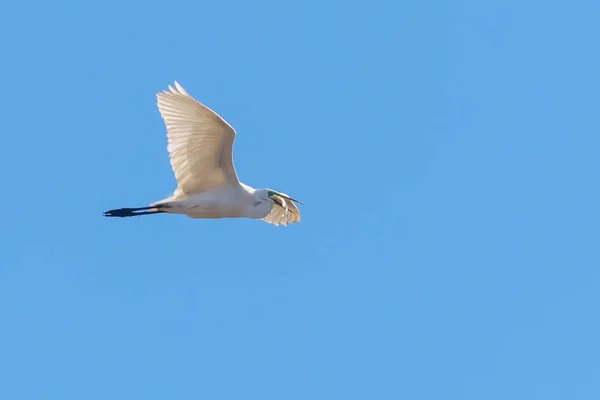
103 206 165 218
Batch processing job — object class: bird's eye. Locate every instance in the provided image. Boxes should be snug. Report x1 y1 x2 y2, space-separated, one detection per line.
254 201 261 206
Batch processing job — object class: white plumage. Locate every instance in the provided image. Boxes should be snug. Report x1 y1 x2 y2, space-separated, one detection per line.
104 82 302 227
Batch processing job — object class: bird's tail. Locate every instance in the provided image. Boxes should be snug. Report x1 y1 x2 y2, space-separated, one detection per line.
103 206 165 218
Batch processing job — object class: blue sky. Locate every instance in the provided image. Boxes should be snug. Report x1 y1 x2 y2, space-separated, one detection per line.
1 0 599 398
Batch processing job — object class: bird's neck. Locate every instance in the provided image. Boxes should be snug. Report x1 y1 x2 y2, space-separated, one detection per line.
239 182 256 194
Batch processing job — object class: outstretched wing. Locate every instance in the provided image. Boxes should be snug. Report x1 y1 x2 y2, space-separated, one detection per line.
262 194 302 226
156 82 239 195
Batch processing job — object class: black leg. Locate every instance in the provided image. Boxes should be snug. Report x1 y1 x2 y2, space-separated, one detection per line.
103 206 165 218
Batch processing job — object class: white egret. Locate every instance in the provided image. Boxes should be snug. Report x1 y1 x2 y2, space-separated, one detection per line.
104 81 302 226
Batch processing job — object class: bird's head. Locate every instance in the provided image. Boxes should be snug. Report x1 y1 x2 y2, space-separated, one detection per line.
254 189 303 226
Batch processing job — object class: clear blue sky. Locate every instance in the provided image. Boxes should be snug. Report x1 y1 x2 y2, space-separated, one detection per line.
1 0 599 398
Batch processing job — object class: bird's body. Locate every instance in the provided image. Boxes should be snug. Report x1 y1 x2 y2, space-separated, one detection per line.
104 82 302 226
153 184 267 220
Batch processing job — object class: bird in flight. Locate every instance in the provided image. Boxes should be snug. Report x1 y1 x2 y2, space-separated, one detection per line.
104 81 302 226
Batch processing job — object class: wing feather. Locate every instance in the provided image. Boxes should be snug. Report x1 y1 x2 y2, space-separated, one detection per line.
156 81 239 195
262 194 302 226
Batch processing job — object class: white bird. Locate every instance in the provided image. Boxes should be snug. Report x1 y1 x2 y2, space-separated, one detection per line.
104 81 302 227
